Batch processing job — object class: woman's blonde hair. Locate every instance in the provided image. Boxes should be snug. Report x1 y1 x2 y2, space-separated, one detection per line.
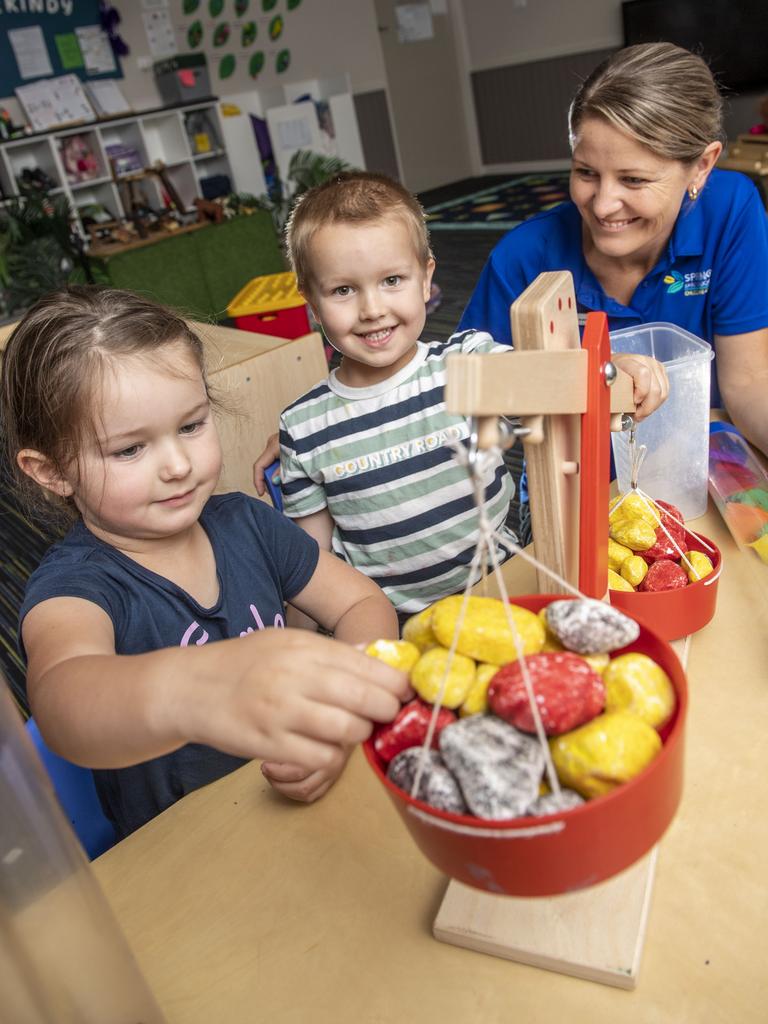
0 285 210 524
285 171 433 294
569 42 725 163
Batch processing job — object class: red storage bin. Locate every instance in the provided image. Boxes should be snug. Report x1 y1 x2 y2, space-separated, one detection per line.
228 271 311 339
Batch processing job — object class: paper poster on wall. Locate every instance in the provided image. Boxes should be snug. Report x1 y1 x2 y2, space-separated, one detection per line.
395 4 434 43
9 26 54 80
143 8 178 59
16 75 95 132
55 34 84 72
75 26 117 75
87 79 132 117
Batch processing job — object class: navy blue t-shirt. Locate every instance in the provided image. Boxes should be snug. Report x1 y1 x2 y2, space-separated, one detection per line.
19 492 319 839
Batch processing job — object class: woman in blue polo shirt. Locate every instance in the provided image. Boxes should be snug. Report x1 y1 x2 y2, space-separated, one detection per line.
460 42 768 456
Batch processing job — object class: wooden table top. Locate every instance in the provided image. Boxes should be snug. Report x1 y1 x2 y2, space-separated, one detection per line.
92 502 768 1024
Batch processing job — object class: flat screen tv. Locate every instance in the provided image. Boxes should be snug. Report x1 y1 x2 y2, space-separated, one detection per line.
622 0 768 94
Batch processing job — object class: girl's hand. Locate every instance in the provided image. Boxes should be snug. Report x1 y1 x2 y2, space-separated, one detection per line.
612 353 669 421
253 432 280 495
181 628 409 771
260 749 350 803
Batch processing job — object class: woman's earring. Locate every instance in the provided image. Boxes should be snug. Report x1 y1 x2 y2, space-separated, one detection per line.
687 184 699 201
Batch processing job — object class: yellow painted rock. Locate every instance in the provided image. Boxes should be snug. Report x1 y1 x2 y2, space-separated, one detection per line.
401 606 437 651
610 493 660 526
365 639 421 673
603 653 676 729
610 517 657 551
608 568 634 592
432 594 545 665
608 537 633 572
411 646 476 709
685 550 714 583
580 651 610 675
621 555 649 588
550 712 662 798
459 663 499 717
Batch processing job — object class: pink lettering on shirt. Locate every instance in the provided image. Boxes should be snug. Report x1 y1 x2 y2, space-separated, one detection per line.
179 604 285 645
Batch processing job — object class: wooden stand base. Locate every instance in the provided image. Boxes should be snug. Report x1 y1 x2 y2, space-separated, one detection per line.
434 848 657 989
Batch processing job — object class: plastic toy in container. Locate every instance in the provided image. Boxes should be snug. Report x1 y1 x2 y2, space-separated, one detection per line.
708 422 768 566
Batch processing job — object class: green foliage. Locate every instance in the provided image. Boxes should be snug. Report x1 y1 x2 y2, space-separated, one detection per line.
0 193 83 315
257 149 356 235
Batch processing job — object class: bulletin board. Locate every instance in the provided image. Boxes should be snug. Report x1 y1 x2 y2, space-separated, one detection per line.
0 0 122 100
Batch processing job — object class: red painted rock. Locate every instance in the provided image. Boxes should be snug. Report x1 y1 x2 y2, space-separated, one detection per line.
373 699 456 764
488 652 605 736
639 559 689 592
654 498 685 531
641 523 689 563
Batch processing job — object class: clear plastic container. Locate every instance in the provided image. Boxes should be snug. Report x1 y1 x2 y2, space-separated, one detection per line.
709 421 768 566
0 682 166 1024
611 323 714 519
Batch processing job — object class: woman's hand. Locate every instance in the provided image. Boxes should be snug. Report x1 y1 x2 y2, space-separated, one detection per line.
612 353 669 421
253 431 280 495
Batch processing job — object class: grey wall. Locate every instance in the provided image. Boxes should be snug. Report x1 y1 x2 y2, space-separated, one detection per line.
461 0 766 168
353 90 400 180
471 48 614 165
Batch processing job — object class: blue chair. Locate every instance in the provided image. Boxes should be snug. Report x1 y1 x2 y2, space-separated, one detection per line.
26 718 116 860
263 459 283 512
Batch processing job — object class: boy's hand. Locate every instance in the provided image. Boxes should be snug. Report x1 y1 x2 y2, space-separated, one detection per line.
253 432 280 495
260 748 350 803
181 629 409 770
612 353 669 422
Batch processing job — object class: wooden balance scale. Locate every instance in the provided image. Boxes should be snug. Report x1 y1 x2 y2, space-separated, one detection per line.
434 270 659 988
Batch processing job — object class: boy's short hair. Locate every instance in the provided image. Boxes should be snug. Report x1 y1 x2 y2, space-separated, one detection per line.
285 171 433 294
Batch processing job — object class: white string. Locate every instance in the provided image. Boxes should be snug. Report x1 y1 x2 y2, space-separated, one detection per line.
409 440 592 804
611 428 716 581
611 486 715 579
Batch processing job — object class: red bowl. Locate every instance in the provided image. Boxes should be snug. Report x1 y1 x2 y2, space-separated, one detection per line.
609 530 721 641
363 594 687 898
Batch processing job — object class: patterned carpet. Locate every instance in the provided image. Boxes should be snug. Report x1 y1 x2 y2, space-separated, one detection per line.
424 172 570 230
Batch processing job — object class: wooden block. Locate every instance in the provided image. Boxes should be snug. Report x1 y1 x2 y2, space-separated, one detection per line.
512 272 581 591
208 329 327 499
444 350 634 417
434 849 657 989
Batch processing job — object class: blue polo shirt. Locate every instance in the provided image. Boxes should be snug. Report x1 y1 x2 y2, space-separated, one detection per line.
458 168 768 407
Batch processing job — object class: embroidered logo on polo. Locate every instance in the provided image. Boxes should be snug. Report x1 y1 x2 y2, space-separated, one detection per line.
664 271 684 294
664 268 712 297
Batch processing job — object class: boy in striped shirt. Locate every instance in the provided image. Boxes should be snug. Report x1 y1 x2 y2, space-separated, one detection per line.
276 172 516 617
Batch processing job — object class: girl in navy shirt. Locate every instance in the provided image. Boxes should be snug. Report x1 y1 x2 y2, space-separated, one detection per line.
2 286 408 839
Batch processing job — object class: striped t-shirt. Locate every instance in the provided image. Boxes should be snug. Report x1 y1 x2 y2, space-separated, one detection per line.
279 330 516 613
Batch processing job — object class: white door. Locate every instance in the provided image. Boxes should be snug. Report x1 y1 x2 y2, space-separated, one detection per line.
374 0 478 192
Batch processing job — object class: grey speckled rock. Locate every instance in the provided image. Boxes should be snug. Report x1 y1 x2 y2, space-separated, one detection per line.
439 715 544 820
387 747 468 814
530 789 584 817
545 598 640 654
